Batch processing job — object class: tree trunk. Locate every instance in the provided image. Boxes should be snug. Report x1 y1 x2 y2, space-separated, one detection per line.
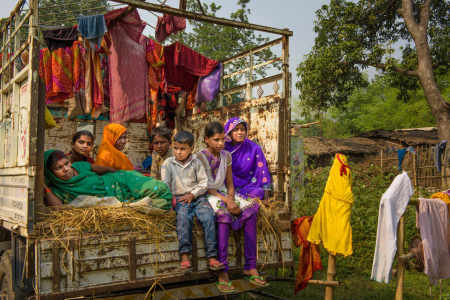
401 0 450 142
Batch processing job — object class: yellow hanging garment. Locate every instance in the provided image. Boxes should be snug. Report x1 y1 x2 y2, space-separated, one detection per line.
307 153 354 256
45 106 57 128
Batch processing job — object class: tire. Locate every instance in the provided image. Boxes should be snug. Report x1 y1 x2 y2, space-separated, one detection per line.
0 250 27 300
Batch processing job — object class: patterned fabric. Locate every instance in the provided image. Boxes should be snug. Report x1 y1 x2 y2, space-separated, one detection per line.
150 148 172 180
44 150 172 208
307 153 354 256
95 123 134 170
224 117 272 200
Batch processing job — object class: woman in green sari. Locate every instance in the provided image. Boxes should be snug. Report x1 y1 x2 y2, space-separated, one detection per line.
44 150 172 210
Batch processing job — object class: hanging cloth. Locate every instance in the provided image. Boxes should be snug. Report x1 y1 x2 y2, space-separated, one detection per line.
196 63 222 103
292 216 323 294
105 8 148 122
43 26 78 51
370 171 413 283
418 198 450 285
307 153 354 256
77 15 107 49
39 46 73 104
435 140 448 172
164 42 218 91
155 14 186 43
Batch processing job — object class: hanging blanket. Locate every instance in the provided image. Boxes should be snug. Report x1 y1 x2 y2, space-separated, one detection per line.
105 8 148 122
155 14 186 43
43 27 78 51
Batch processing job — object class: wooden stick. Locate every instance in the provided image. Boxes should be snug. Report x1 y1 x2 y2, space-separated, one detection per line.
309 279 339 287
395 216 405 300
325 254 336 300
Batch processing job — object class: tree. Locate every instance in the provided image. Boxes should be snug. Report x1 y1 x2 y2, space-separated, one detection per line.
296 0 449 141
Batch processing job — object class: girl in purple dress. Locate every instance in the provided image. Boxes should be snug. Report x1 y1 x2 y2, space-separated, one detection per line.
197 120 269 293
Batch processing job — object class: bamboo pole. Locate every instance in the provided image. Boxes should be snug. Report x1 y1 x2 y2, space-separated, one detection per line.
395 216 405 300
325 254 336 300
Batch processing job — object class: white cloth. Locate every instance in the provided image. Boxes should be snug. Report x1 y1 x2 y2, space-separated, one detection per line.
418 198 450 285
371 172 414 283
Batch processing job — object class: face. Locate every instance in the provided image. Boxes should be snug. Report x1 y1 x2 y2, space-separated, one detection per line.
114 132 127 151
153 135 170 156
173 141 192 162
51 158 75 181
205 133 225 153
72 135 93 157
230 123 246 143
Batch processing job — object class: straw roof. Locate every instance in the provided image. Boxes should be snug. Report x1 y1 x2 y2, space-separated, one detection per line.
304 137 382 157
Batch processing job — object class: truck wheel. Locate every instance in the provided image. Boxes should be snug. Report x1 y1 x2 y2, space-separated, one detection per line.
0 250 26 300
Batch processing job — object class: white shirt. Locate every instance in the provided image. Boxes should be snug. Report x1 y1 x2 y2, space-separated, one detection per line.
371 171 414 283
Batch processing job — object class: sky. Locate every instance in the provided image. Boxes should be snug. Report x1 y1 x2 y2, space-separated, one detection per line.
0 0 330 97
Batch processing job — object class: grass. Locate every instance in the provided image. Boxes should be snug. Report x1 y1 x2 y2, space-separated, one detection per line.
241 159 450 299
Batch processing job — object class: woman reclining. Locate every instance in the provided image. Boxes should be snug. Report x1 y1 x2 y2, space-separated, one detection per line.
43 150 172 209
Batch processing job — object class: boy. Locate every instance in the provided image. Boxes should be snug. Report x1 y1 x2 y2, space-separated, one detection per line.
150 126 172 180
161 131 224 271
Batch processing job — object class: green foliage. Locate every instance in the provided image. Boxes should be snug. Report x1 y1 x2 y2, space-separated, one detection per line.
296 0 449 116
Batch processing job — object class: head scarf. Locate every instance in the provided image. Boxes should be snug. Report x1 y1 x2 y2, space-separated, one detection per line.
96 123 134 170
224 117 271 200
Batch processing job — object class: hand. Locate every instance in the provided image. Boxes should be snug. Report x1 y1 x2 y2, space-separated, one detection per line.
179 193 195 203
223 195 241 215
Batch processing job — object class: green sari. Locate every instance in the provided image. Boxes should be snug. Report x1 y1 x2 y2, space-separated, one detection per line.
44 150 172 210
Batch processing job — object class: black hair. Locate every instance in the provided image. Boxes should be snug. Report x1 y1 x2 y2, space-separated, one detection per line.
204 121 224 138
72 130 94 144
150 126 172 143
46 150 67 170
173 130 195 147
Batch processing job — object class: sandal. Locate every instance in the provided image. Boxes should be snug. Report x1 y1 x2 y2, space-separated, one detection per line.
180 260 193 272
245 275 269 287
216 281 236 293
208 259 225 271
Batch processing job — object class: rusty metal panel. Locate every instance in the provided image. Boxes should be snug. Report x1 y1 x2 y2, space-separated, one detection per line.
17 79 31 166
36 229 292 296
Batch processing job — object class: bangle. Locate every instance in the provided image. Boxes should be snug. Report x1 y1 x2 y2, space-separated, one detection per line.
44 187 51 194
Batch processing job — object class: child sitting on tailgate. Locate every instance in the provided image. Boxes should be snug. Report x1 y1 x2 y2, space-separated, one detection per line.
161 131 224 272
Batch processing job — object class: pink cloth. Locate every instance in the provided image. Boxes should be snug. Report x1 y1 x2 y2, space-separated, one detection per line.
418 198 450 285
105 8 148 122
156 14 186 43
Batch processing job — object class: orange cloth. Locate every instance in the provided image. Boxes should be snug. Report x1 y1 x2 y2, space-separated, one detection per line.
292 216 323 294
95 123 134 170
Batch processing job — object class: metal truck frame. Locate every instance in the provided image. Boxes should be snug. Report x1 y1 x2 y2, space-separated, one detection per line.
0 1 295 299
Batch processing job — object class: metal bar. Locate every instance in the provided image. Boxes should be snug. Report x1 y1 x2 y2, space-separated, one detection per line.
0 39 30 75
223 57 282 80
0 10 32 54
222 38 283 64
222 73 282 96
128 237 137 281
110 0 293 36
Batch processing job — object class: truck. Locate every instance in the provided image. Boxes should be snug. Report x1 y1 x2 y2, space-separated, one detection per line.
0 0 298 299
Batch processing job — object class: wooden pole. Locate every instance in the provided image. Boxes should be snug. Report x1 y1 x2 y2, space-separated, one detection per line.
325 254 336 300
395 216 405 300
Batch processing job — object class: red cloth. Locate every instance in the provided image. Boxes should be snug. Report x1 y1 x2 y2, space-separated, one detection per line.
105 8 148 122
156 14 186 43
292 216 323 294
163 42 218 91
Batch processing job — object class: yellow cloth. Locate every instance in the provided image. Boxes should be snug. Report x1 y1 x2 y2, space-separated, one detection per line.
307 153 354 256
45 107 56 128
431 192 450 210
95 123 134 170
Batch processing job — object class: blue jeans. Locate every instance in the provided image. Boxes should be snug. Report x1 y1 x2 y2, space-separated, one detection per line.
175 195 217 258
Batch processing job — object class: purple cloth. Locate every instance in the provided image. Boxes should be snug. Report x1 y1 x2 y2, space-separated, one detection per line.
224 117 272 200
196 63 222 103
217 213 258 271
